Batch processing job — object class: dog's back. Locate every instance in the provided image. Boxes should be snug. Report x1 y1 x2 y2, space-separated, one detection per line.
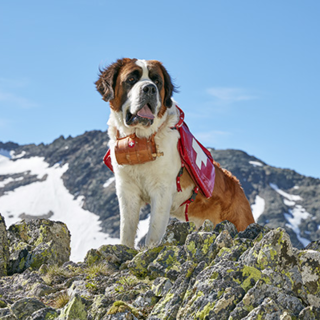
181 161 254 231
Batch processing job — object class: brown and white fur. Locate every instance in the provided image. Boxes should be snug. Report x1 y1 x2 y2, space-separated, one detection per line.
96 58 255 248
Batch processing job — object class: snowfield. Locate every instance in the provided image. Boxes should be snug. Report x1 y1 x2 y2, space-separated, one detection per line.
0 153 120 262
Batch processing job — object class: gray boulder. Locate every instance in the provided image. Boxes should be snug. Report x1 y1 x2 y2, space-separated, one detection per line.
11 298 45 320
0 214 9 276
7 219 71 274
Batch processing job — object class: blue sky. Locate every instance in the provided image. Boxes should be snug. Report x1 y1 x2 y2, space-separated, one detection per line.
1 1 319 179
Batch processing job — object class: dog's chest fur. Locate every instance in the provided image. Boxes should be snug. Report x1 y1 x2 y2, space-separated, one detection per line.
108 109 194 217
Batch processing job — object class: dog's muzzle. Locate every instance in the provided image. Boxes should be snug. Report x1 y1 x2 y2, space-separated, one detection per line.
125 83 158 127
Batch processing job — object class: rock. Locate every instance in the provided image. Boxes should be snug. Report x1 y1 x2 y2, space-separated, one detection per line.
11 298 45 320
0 308 14 319
59 294 87 320
149 262 195 320
238 222 270 240
242 297 285 319
160 220 196 246
28 282 56 298
184 231 218 265
230 280 304 319
84 244 138 268
105 301 140 320
215 237 251 263
28 307 59 320
7 219 71 274
148 246 187 281
215 229 234 249
0 214 9 276
127 246 164 278
0 299 7 308
177 260 247 319
198 219 215 232
213 220 238 238
152 277 173 297
298 249 320 306
239 227 298 272
299 306 320 320
88 295 114 320
0 312 17 320
0 268 48 303
67 280 92 300
305 240 320 252
132 290 159 308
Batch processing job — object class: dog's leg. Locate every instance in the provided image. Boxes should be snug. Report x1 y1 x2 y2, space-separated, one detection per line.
117 187 142 248
146 193 172 247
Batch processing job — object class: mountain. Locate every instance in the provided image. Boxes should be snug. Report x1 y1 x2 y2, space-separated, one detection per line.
1 130 320 260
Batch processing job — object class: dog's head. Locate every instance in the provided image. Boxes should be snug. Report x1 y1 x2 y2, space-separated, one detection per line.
95 58 176 128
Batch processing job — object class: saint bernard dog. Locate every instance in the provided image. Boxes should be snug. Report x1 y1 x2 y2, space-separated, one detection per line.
96 58 255 248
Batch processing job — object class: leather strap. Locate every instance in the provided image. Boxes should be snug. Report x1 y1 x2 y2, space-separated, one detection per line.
172 105 184 129
180 186 199 221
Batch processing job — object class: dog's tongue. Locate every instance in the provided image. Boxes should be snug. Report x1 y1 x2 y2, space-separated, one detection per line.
137 105 154 119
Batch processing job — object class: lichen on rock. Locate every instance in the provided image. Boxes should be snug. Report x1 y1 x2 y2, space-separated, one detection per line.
59 294 87 320
1 216 320 319
0 213 9 276
7 218 71 274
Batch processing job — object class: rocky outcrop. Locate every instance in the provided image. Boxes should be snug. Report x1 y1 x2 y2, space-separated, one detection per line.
6 218 71 275
0 214 9 276
1 217 320 319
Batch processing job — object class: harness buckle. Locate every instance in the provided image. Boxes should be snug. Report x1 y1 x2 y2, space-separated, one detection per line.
190 186 199 202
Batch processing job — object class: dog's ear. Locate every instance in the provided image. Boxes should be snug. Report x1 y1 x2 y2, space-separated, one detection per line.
159 63 177 108
95 58 130 102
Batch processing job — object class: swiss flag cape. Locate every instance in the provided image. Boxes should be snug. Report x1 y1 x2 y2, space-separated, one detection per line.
177 121 215 198
103 106 215 198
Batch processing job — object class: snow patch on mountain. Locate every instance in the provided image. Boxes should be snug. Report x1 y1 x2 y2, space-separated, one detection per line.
11 150 26 159
270 183 310 247
249 161 263 167
0 154 119 262
103 177 115 188
284 206 310 247
251 195 265 221
270 183 302 201
0 176 23 188
284 199 296 206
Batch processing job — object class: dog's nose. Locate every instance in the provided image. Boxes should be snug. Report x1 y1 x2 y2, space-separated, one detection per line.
142 84 157 95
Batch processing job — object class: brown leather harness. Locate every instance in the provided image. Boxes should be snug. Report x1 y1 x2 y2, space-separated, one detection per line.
114 130 164 166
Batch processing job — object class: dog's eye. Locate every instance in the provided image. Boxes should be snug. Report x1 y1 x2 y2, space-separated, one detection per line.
127 77 137 85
